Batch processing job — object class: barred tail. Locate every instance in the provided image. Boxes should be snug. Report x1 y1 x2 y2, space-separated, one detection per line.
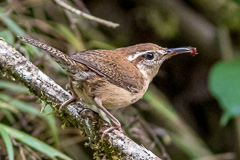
18 36 76 72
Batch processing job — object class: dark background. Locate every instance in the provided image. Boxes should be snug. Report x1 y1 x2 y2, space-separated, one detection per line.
0 0 240 159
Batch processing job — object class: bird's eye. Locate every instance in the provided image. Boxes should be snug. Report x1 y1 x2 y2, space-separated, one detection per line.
145 52 154 60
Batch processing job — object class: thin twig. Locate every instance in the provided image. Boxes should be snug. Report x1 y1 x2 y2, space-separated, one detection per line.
54 0 119 28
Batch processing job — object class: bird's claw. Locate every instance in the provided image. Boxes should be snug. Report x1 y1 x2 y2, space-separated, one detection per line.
101 125 123 141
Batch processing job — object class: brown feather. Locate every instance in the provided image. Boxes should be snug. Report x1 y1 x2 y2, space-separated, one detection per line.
70 50 144 93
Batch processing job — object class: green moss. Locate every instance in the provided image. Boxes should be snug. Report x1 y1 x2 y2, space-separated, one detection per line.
90 141 124 159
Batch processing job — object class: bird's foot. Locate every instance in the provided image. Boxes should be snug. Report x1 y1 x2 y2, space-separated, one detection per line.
101 124 123 141
59 96 78 111
59 89 78 111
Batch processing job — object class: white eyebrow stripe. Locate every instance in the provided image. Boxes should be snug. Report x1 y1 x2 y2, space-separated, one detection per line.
127 52 146 61
157 50 167 54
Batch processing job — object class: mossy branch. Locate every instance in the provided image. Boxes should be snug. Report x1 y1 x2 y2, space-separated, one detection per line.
0 38 161 160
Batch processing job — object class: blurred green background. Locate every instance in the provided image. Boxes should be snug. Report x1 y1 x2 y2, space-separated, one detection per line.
0 0 240 159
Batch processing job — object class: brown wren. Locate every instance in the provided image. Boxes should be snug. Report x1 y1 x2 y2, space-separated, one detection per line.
18 36 197 139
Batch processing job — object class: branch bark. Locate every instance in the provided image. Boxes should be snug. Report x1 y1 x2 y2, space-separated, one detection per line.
0 38 161 160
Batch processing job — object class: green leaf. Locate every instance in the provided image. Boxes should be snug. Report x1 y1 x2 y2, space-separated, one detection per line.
0 93 42 117
0 128 14 160
0 124 72 160
1 109 16 124
88 40 115 50
237 0 240 5
45 105 59 146
0 13 25 36
209 58 240 125
0 9 42 56
143 85 213 158
0 94 58 146
24 43 43 56
143 85 178 123
0 80 29 93
0 101 18 113
53 23 84 51
0 30 14 45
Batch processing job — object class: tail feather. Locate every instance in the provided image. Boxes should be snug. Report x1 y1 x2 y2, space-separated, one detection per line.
18 36 76 72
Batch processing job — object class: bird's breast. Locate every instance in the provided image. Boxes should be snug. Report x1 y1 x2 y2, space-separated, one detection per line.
72 76 149 109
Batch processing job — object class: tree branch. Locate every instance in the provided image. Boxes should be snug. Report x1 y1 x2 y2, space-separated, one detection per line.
0 38 161 160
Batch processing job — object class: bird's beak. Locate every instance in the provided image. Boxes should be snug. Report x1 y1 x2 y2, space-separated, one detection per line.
166 47 198 57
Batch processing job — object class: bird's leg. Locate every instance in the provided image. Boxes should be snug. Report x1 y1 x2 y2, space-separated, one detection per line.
59 78 78 110
94 97 122 140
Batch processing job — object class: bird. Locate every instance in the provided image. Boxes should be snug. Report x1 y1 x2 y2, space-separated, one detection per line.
18 36 197 140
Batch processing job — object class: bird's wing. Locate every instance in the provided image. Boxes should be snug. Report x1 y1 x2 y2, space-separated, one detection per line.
70 50 144 93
